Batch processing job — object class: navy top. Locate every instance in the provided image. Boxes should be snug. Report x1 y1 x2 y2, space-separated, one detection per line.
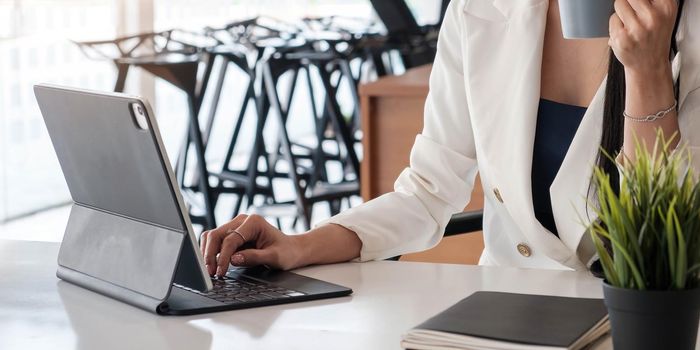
531 99 586 236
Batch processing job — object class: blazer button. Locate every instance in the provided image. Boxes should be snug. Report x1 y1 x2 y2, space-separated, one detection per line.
493 188 504 203
517 243 532 257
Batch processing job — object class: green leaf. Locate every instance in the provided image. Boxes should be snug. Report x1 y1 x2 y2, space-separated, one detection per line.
584 130 700 290
594 229 646 289
592 228 619 286
674 211 687 289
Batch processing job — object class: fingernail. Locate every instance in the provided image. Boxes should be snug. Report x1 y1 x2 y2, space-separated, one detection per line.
231 254 245 266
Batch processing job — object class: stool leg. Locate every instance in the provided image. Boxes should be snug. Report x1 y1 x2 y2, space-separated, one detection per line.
330 199 341 216
242 81 272 211
371 51 388 77
267 67 300 174
338 59 362 135
305 64 330 190
175 132 191 188
317 63 361 181
113 62 129 93
187 97 216 229
188 52 216 183
221 76 255 172
203 56 230 145
263 62 311 230
215 67 256 219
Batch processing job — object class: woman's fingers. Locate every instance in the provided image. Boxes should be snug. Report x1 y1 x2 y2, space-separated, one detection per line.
625 0 653 19
625 0 677 30
609 0 677 71
234 214 269 248
199 230 210 255
609 13 626 45
614 0 641 32
208 214 270 276
228 215 286 268
650 0 678 17
200 214 279 276
204 230 228 275
203 214 248 275
231 248 276 268
215 231 247 276
628 0 675 20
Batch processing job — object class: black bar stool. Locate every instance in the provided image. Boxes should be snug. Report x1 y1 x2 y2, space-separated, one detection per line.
75 30 221 229
202 18 311 224
237 17 389 229
253 46 369 230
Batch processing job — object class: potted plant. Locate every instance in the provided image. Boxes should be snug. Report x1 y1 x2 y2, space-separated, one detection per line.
589 133 700 350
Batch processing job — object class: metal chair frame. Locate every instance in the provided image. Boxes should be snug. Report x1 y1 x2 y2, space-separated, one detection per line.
73 15 434 231
75 30 223 229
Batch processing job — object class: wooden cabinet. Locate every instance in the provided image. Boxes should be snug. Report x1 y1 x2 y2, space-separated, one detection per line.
359 65 485 265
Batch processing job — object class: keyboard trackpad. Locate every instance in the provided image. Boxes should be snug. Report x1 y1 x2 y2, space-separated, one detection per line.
230 266 350 296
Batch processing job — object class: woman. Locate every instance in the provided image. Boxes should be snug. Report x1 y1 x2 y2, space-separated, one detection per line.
200 0 700 277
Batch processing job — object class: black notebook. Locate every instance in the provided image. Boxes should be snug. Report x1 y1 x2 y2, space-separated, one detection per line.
401 292 610 350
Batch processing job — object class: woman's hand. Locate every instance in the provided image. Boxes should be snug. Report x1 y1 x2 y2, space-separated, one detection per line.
611 0 681 158
609 0 678 74
200 214 305 276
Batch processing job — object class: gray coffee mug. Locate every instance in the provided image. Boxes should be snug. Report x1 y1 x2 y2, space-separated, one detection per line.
559 0 615 39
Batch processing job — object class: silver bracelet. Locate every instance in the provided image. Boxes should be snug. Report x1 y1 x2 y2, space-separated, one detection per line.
623 100 678 123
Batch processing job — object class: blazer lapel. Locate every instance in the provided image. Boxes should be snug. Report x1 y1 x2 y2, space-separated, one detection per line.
463 0 584 268
677 3 699 110
550 81 606 263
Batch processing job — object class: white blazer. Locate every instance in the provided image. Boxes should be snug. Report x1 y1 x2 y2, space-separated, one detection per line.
321 0 700 270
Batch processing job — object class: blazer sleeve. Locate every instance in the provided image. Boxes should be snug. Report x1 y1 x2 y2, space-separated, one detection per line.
317 0 479 261
676 0 700 173
676 89 700 170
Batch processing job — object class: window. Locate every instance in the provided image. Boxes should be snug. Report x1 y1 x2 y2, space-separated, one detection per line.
0 0 388 223
10 48 19 70
0 0 117 222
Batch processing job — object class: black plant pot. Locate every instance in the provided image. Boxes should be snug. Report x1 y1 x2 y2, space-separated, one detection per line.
603 283 700 350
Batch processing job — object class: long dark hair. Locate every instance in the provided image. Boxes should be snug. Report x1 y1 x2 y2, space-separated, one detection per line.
596 0 686 193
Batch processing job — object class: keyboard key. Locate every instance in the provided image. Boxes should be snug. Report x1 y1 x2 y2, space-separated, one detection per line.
175 277 300 305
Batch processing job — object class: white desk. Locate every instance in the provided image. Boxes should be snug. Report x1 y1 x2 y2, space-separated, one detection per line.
0 240 634 350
